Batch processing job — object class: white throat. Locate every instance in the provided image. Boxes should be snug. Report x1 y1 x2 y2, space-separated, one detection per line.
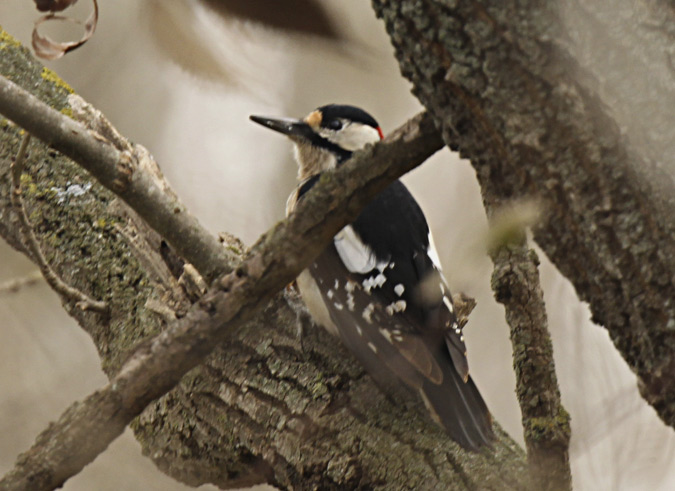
293 143 338 181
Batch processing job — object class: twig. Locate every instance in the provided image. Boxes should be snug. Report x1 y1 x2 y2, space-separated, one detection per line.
0 270 43 295
0 110 444 490
9 133 108 314
475 180 571 489
452 292 477 329
490 240 571 490
0 75 235 283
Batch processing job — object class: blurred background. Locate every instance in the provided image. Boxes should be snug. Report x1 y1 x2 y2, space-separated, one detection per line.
1 1 674 489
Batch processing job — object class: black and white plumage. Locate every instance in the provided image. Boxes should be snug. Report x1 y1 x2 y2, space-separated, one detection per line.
250 104 494 450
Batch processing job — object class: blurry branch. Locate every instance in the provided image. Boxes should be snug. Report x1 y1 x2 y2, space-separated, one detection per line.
0 270 43 295
146 0 343 86
146 0 237 85
373 0 675 432
10 133 108 314
201 0 341 40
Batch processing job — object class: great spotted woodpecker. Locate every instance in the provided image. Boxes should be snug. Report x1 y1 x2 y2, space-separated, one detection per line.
250 104 494 450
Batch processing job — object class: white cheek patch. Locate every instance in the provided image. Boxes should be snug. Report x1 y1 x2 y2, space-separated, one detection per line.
320 123 381 152
335 225 389 274
339 124 381 151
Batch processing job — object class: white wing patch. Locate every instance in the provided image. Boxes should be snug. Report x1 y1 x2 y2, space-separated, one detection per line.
335 225 389 274
346 292 355 311
362 303 375 323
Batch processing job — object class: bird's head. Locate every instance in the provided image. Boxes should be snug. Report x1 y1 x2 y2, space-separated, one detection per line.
250 104 384 180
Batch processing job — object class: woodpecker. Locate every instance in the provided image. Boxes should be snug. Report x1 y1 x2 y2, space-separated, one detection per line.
250 104 494 450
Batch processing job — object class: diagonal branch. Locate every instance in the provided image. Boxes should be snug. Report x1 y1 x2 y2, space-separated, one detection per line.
0 103 445 489
0 75 234 283
10 133 108 313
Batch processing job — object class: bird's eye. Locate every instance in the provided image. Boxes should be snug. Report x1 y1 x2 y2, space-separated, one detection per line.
326 119 343 130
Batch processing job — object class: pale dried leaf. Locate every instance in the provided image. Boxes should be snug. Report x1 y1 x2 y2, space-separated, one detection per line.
32 0 98 60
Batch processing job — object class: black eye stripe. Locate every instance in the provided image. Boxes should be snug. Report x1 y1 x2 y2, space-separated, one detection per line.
306 132 352 163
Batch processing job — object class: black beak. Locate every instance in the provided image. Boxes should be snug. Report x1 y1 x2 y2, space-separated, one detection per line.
249 115 313 139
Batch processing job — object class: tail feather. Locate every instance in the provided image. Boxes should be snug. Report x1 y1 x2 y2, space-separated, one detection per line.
420 364 494 451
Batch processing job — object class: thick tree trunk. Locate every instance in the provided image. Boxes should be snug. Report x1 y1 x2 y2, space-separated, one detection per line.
372 0 675 429
0 30 529 489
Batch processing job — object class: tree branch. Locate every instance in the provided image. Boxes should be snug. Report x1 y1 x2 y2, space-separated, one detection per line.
0 74 235 283
490 235 571 490
372 0 675 430
10 133 108 313
0 106 523 489
0 270 42 295
0 28 529 489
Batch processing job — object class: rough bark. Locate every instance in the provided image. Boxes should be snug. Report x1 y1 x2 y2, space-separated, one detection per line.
0 30 529 489
491 243 571 490
372 0 675 429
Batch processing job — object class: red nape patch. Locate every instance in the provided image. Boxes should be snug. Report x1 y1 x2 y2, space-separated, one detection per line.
376 126 384 140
